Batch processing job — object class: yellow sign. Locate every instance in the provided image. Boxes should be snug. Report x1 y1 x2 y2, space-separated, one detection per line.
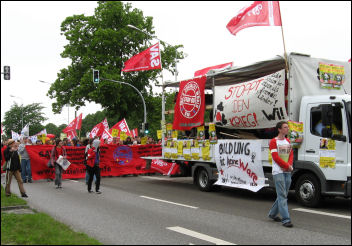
120 131 128 141
157 130 162 140
111 129 119 137
177 141 183 156
201 140 210 160
141 136 148 145
319 138 336 168
172 130 178 139
209 123 217 144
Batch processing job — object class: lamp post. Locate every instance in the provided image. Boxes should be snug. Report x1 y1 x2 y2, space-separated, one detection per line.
39 80 70 125
10 95 23 129
100 77 147 126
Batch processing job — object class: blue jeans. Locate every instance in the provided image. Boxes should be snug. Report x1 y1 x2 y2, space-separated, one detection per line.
268 172 292 224
21 159 32 182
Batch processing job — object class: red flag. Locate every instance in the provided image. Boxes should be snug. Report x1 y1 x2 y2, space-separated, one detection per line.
63 113 83 133
131 128 138 138
173 76 206 130
89 118 109 138
122 43 161 72
226 1 282 36
150 159 180 175
100 129 113 143
75 113 82 130
66 129 77 140
111 118 131 136
194 62 233 77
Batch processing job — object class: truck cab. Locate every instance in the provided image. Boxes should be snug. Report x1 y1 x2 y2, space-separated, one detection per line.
293 95 351 206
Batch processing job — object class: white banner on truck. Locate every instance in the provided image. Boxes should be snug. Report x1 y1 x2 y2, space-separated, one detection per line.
214 140 266 192
214 69 287 129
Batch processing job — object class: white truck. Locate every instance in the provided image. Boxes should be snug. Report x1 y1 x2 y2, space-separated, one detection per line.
159 53 351 207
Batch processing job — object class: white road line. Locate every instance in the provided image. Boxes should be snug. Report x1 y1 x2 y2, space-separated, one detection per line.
69 180 79 183
293 208 351 219
140 196 198 209
167 226 236 245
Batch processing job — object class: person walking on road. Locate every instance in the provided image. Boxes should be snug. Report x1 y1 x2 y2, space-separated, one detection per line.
50 139 67 189
268 121 294 228
19 137 33 183
4 139 28 198
86 139 101 194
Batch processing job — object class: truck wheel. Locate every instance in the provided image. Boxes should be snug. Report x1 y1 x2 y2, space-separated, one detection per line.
196 168 213 192
295 173 321 207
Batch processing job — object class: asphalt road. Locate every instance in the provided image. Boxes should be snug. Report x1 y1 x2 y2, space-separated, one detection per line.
1 174 350 245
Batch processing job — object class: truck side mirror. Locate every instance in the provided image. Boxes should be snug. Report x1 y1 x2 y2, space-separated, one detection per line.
332 134 347 142
321 104 333 125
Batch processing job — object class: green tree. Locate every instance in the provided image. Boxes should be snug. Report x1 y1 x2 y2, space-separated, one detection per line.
2 102 47 137
48 1 184 131
45 123 60 137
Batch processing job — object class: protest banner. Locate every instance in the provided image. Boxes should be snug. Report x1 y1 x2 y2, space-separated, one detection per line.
25 144 162 180
214 70 287 129
214 140 266 192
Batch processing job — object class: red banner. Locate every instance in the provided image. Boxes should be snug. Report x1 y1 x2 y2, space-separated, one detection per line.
173 76 207 130
122 43 161 72
25 144 162 180
226 1 282 36
194 62 233 77
150 159 180 175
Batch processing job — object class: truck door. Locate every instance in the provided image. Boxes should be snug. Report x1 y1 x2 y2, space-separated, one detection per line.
303 103 348 181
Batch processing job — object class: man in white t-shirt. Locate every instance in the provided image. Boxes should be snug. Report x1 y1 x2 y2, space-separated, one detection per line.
268 121 294 228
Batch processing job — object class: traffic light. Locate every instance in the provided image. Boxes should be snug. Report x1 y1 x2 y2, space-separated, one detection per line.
4 66 10 80
140 123 144 134
93 69 99 83
144 123 149 134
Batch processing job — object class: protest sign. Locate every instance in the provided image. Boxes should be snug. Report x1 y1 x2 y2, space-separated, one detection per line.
214 70 287 129
214 140 266 192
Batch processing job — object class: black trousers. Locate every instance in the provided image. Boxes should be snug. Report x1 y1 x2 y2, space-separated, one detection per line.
87 165 101 192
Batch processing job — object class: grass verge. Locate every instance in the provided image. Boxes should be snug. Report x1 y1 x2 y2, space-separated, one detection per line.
1 186 101 245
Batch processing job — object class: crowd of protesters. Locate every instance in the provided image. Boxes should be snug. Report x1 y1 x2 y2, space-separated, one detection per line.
1 134 159 197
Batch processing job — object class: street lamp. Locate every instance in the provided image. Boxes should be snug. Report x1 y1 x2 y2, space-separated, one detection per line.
10 95 24 129
39 80 70 125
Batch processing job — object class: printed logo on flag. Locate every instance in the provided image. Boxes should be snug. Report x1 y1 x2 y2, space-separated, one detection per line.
180 81 202 119
113 146 133 165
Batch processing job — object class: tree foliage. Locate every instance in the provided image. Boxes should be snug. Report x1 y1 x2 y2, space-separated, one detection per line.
2 103 47 137
47 1 184 135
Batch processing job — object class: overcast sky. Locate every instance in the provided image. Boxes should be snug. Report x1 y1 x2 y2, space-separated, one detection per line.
1 1 351 130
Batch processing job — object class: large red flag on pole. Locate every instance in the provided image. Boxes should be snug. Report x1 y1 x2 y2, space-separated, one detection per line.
122 43 162 72
226 1 282 36
173 76 207 130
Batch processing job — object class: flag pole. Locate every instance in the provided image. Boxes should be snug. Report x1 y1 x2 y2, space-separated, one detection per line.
278 1 288 73
159 41 166 151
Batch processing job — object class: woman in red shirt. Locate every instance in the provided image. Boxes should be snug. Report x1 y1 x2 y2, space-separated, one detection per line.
50 139 67 189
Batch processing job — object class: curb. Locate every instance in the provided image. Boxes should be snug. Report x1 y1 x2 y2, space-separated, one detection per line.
1 205 30 211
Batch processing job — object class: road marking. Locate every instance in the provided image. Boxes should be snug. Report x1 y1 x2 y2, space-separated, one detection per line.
140 196 198 209
141 176 192 183
167 226 236 245
69 180 79 183
293 208 351 219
